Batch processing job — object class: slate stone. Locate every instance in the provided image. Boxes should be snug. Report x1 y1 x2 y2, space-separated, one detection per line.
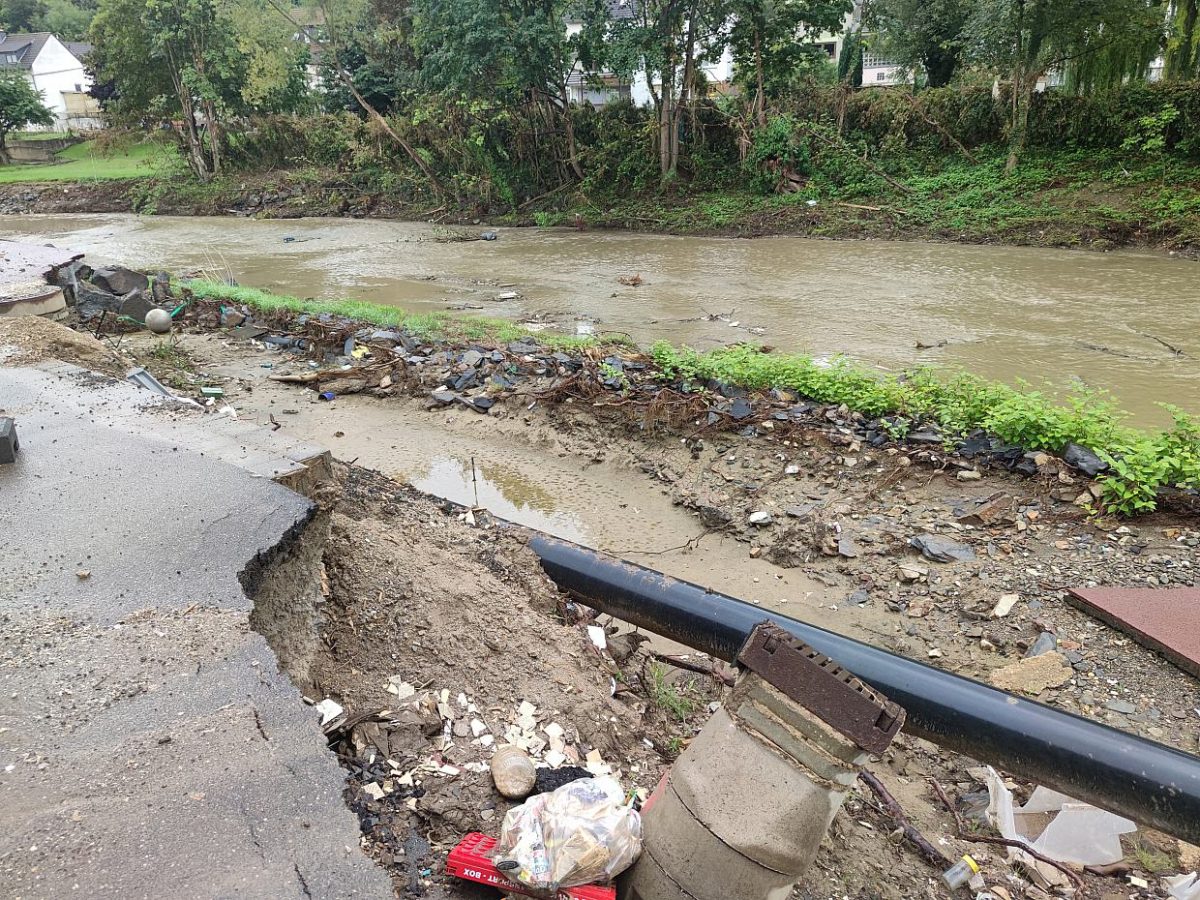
1024 632 1058 658
74 281 121 320
1062 442 1108 477
92 266 150 296
118 289 159 324
909 533 976 563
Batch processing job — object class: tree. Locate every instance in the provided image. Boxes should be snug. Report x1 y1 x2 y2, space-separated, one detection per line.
963 0 1167 169
724 0 852 126
411 0 589 179
43 0 97 39
869 0 970 87
91 0 308 179
0 72 54 164
0 0 47 30
1165 0 1199 78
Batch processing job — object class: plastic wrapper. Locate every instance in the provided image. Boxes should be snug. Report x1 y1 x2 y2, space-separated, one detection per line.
493 776 642 891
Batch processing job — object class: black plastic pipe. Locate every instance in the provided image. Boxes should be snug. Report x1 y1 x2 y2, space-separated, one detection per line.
528 533 1200 844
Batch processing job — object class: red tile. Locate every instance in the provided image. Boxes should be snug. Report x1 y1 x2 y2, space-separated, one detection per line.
1066 587 1200 678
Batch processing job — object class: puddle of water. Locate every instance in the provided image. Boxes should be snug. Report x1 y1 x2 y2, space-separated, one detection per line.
405 455 589 543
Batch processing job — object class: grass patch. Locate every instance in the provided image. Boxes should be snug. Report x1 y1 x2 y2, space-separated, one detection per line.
0 139 178 183
645 663 699 723
184 279 613 350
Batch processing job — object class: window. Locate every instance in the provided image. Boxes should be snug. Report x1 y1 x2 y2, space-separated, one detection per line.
876 71 887 81
820 42 837 59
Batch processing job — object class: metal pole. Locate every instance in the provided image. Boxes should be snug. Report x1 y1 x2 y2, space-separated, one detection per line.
528 533 1200 844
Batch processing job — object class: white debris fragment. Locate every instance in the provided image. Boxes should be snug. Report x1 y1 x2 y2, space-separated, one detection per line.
992 594 1021 618
385 677 416 700
362 783 386 801
315 698 344 726
470 719 489 738
587 625 608 651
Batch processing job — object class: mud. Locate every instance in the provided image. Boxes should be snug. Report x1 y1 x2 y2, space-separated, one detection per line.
24 306 1200 898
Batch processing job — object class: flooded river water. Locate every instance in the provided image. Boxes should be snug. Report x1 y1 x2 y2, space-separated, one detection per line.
4 213 1197 426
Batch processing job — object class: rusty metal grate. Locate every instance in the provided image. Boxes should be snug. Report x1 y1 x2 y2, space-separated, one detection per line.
737 622 906 753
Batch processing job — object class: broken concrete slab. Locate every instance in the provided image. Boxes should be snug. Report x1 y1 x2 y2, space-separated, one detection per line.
989 652 1073 695
1066 587 1200 679
0 361 390 899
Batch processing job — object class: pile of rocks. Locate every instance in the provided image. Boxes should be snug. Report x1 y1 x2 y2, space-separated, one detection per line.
56 263 172 324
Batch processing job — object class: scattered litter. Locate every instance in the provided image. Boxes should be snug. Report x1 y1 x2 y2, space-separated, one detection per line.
319 391 336 401
586 626 607 651
491 745 537 800
493 776 642 892
1166 873 1200 900
385 677 416 700
125 367 172 398
984 766 1136 880
447 832 615 899
941 854 981 891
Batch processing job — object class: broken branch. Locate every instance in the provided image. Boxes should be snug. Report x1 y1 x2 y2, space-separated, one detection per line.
859 770 952 870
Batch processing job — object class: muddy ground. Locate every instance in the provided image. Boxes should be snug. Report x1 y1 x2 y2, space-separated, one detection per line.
28 308 1200 899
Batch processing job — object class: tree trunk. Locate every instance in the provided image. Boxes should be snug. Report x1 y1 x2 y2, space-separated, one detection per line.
559 82 584 180
1166 0 1199 78
0 134 9 166
1006 69 1034 172
201 99 223 176
669 8 699 180
754 26 766 128
659 80 673 176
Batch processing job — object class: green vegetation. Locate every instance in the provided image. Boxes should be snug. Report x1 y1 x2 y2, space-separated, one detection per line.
184 279 604 350
650 342 1200 515
0 139 178 183
0 70 54 165
645 663 700 723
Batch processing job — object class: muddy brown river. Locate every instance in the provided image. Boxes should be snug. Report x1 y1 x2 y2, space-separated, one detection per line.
4 213 1197 426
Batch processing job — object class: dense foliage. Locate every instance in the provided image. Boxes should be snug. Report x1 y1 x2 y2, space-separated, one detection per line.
0 71 54 162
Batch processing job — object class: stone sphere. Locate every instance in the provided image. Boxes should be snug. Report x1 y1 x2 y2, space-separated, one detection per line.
145 309 172 334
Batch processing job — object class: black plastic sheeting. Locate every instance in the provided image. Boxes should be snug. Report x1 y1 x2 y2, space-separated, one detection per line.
529 533 1200 844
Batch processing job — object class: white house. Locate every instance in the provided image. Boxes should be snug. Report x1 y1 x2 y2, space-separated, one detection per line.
0 32 102 131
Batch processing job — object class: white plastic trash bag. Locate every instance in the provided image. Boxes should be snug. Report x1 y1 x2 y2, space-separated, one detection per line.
493 776 642 891
1166 873 1200 900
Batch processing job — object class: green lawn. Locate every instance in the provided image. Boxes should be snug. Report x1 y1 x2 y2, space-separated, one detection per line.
0 139 178 183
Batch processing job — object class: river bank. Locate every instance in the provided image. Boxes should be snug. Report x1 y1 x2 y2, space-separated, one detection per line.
2 147 1199 259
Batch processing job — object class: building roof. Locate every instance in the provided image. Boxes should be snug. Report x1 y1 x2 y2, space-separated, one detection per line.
0 32 52 71
66 41 93 63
